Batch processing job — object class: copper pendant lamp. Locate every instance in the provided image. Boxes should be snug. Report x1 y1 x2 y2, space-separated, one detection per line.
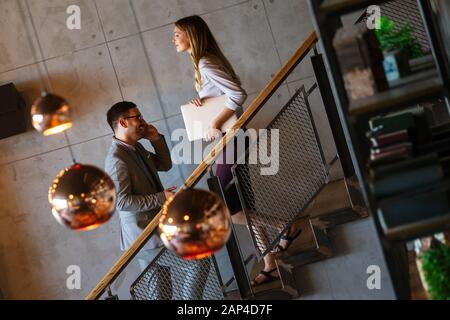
31 92 72 136
48 163 116 231
159 188 231 260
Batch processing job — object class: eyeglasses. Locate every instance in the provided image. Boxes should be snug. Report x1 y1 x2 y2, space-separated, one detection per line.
123 114 144 121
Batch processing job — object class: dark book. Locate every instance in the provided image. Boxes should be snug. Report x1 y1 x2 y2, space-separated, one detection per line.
370 130 409 148
371 141 413 155
369 145 411 165
369 153 439 180
377 190 450 231
369 112 416 135
370 163 444 199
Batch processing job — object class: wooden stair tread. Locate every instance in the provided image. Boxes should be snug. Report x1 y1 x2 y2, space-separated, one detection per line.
286 217 319 253
304 179 352 218
278 218 333 267
249 260 283 294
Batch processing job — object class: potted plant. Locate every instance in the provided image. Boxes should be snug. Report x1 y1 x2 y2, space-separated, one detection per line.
375 16 424 82
419 236 450 300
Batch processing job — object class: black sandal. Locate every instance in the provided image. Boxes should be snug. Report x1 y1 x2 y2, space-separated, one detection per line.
251 267 279 286
272 229 303 253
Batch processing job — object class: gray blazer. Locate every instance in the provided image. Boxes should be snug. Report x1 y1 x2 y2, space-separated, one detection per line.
105 136 172 251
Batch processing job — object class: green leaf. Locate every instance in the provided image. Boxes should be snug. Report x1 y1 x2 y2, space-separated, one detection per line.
374 16 424 58
421 242 450 300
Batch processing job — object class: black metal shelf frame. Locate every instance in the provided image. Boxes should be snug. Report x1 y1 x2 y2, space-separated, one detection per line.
308 0 450 299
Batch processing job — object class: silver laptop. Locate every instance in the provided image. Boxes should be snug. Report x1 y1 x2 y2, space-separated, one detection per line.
180 95 237 141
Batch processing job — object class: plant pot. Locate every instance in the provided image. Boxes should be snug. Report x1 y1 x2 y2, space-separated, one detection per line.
383 49 411 82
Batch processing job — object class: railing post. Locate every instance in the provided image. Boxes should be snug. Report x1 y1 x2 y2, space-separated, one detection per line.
311 53 355 178
207 176 253 299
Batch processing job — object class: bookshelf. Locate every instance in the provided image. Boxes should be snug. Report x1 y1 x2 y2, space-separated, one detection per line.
308 0 450 299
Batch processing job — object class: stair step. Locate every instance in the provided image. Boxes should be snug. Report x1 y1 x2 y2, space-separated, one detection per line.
248 258 299 299
247 217 332 299
304 178 368 229
346 176 369 217
277 217 332 268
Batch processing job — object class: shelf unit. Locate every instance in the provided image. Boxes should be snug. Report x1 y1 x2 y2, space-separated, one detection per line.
308 0 450 299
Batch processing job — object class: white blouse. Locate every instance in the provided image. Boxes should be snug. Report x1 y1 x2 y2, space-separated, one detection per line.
198 56 247 116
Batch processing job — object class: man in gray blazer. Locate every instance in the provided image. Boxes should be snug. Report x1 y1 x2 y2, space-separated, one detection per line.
105 101 175 282
105 101 211 300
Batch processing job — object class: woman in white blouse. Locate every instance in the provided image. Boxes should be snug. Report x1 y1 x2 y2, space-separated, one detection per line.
173 15 289 286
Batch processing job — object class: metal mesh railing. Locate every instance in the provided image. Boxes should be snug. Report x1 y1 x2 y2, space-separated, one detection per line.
232 86 329 257
130 248 224 300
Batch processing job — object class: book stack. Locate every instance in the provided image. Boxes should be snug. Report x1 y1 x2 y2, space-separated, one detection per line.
368 112 416 165
366 110 450 233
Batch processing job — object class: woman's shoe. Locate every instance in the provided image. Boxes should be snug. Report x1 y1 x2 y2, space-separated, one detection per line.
271 228 303 254
251 267 279 286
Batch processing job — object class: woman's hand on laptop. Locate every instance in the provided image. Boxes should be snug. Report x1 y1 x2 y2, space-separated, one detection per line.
204 124 222 142
190 98 203 107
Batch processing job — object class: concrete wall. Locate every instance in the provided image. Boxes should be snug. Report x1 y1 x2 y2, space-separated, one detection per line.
0 0 340 299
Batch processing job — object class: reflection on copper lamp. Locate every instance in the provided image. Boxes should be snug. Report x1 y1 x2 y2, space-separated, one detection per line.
48 164 116 231
31 92 72 136
159 188 231 260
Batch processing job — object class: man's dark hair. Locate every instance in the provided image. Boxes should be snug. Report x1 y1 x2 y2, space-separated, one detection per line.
107 101 137 132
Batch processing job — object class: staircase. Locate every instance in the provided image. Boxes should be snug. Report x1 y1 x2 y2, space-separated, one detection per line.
85 31 368 301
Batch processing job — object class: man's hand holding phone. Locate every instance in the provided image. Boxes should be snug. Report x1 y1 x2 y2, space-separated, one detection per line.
144 123 161 141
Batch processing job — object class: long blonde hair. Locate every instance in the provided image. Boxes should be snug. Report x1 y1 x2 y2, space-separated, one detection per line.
175 15 240 91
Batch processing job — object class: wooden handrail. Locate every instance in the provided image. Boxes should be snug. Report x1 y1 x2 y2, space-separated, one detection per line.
85 31 318 300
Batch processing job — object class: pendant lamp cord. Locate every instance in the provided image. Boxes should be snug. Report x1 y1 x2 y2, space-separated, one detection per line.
21 0 54 94
64 131 77 164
